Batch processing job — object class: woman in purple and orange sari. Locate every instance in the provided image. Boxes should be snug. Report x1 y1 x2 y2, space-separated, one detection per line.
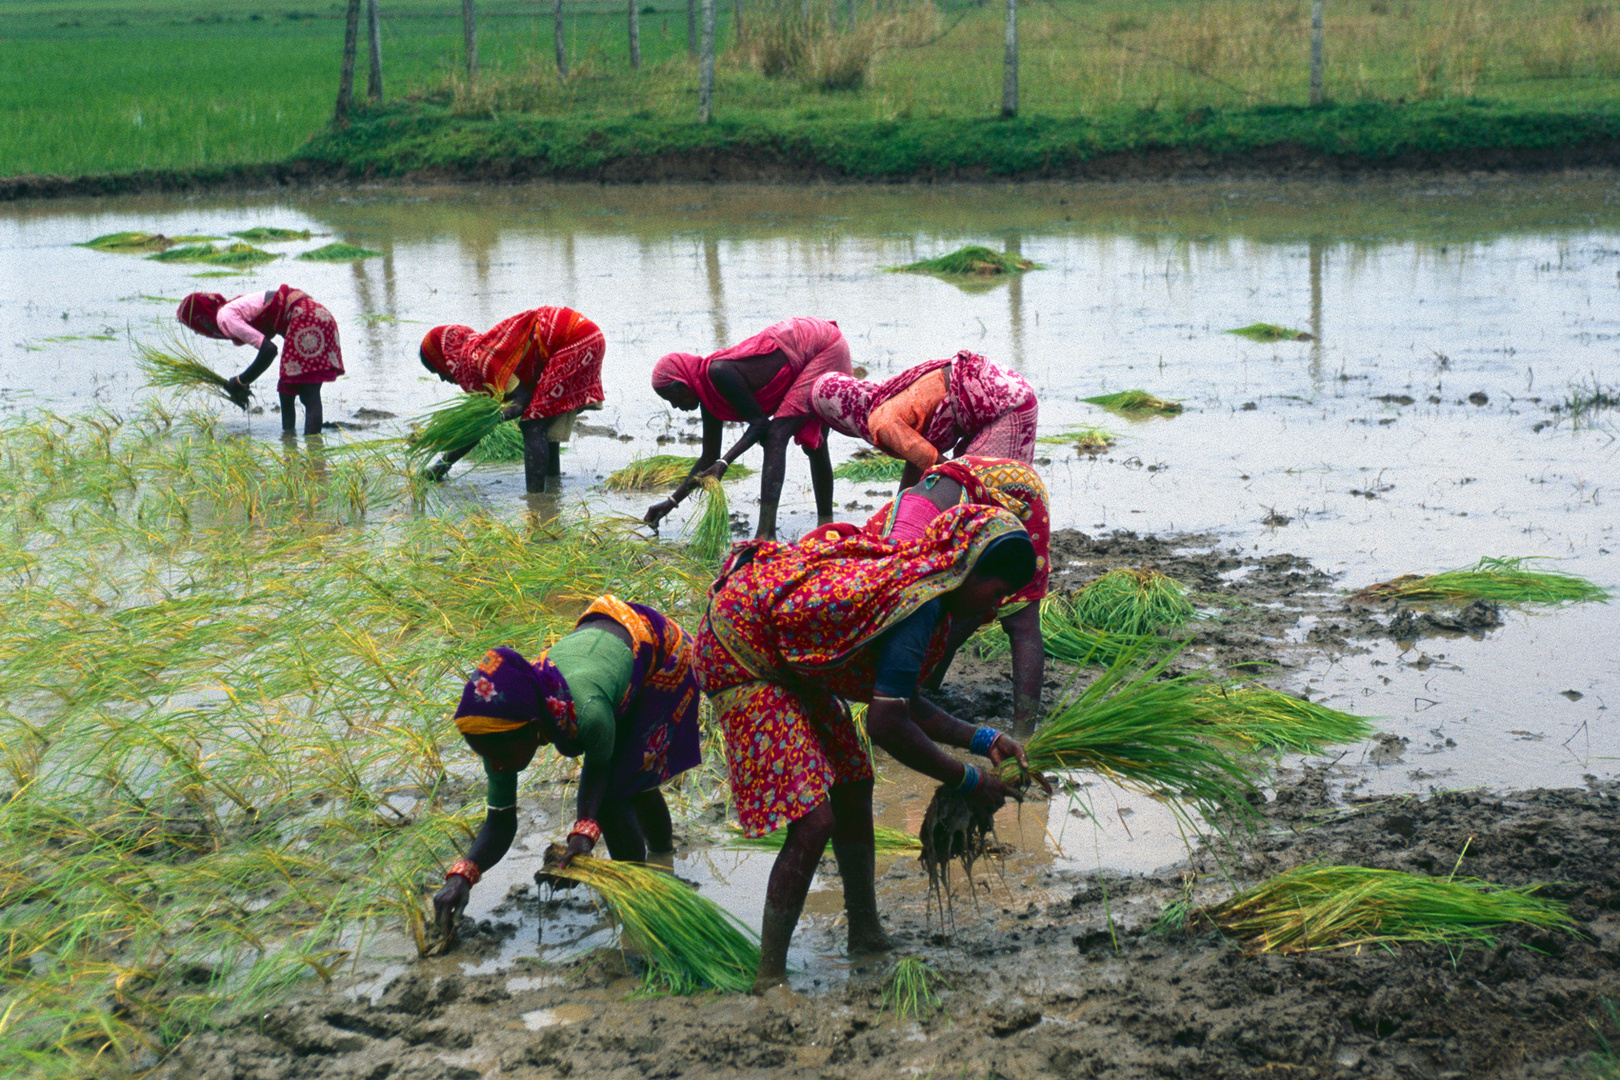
177 286 344 436
418 307 605 491
696 504 1038 992
646 316 853 540
809 350 1039 490
432 596 702 937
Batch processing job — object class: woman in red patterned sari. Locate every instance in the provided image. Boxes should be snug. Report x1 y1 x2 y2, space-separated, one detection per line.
419 306 605 491
177 286 344 436
695 504 1038 992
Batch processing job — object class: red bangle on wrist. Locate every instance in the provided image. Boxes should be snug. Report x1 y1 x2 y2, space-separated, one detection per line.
447 858 481 886
568 818 602 847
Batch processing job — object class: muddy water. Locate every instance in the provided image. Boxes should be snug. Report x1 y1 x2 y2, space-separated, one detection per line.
4 176 1618 985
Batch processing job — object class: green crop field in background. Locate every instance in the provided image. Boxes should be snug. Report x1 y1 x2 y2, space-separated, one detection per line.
2 0 1619 178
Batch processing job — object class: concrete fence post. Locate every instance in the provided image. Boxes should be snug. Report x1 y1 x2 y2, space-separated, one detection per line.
1310 0 1325 105
335 0 361 120
1001 0 1018 118
366 0 383 102
698 0 716 122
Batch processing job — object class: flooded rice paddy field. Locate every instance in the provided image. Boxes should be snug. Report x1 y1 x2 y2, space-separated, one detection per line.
4 174 1620 1077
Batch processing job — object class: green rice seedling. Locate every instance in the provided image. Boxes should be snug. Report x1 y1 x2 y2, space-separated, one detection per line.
1353 557 1609 605
298 242 383 261
1038 594 1178 667
1082 390 1184 415
882 956 947 1019
893 245 1039 278
231 227 313 242
546 853 760 994
1558 377 1620 428
1195 863 1577 954
134 336 237 403
1227 323 1313 343
725 824 921 854
832 452 905 483
203 242 278 268
1073 569 1195 636
465 421 525 464
684 477 733 566
147 243 221 263
604 455 753 491
1193 686 1374 755
405 393 507 464
78 231 174 253
1036 427 1115 452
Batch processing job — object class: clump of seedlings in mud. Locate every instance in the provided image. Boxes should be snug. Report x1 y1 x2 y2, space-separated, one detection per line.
1073 567 1196 636
971 593 1177 667
892 245 1039 279
832 450 906 483
0 403 713 1077
882 957 947 1019
1353 556 1609 606
1192 861 1576 953
1083 389 1184 415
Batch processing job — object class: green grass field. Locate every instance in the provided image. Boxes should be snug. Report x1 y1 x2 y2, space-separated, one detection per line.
4 0 1620 178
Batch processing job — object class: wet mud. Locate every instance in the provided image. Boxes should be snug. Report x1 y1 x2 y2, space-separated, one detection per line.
156 533 1620 1080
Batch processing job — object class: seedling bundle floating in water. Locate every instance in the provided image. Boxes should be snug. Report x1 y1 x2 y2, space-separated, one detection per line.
231 227 312 242
1353 556 1609 605
605 455 753 491
545 853 760 995
892 244 1039 279
1227 322 1313 343
146 242 278 268
833 452 906 483
1083 390 1184 415
1194 863 1576 953
1036 426 1115 452
298 242 383 261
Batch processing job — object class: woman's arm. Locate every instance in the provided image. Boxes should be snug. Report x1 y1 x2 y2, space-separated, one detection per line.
560 757 613 867
1001 602 1045 734
646 411 727 526
806 441 834 526
431 804 518 934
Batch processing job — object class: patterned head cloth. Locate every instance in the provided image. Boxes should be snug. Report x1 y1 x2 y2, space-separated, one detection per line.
419 326 453 378
452 646 584 756
177 293 228 339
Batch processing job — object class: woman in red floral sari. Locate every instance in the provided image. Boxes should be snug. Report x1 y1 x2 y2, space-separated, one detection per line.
695 504 1037 992
419 306 605 491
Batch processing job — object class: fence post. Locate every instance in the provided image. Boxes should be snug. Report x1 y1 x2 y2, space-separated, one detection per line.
698 0 716 122
687 0 698 57
335 0 361 121
1001 0 1018 118
366 0 383 102
462 0 477 81
628 0 641 67
1310 0 1324 105
734 0 746 48
554 0 568 77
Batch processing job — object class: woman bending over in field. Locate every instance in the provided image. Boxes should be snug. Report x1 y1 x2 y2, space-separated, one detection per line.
433 596 702 937
178 286 344 436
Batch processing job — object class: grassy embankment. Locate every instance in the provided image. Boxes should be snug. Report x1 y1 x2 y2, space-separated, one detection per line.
4 0 1620 182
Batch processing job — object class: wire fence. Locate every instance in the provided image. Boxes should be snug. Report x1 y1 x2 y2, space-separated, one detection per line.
349 0 1620 123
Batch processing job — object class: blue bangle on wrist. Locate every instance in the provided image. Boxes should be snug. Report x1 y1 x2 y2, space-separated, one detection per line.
952 764 981 796
970 726 1000 757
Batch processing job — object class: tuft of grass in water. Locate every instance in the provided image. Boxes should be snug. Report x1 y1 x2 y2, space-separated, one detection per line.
298 242 383 261
1352 556 1609 605
1036 426 1115 452
231 227 312 242
546 853 759 994
1227 322 1313 343
1083 390 1184 415
604 455 753 492
892 245 1039 278
405 393 507 464
832 452 906 483
134 335 236 402
78 231 173 252
726 824 921 854
146 242 279 267
1555 376 1620 428
1195 863 1577 953
1073 568 1195 636
1194 686 1375 756
684 477 733 566
882 957 947 1019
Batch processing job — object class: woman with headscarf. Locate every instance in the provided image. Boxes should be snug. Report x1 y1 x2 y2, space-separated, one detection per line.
177 286 344 436
807 456 1053 735
432 596 702 937
809 350 1039 489
418 307 605 492
696 504 1038 992
646 317 852 541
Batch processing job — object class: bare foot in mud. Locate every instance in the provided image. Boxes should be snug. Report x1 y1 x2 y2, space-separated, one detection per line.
847 923 894 956
750 970 789 996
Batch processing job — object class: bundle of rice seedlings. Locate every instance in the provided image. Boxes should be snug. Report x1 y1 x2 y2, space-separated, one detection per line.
1195 863 1576 953
405 393 506 464
882 957 946 1019
298 242 382 262
893 245 1039 278
683 477 732 565
1352 557 1608 605
545 853 759 994
231 227 312 242
134 337 237 403
725 824 921 854
969 596 1173 667
78 231 173 253
604 455 753 491
147 243 220 263
1036 427 1115 452
1193 686 1374 755
203 242 278 268
919 778 998 929
1073 568 1195 636
1083 390 1184 415
1227 323 1313 343
833 452 905 483
465 421 524 463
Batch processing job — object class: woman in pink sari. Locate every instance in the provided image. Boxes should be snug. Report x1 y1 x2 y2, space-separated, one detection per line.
646 317 852 541
809 350 1038 490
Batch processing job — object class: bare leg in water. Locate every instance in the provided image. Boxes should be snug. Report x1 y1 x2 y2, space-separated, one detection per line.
279 386 324 437
597 790 676 865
